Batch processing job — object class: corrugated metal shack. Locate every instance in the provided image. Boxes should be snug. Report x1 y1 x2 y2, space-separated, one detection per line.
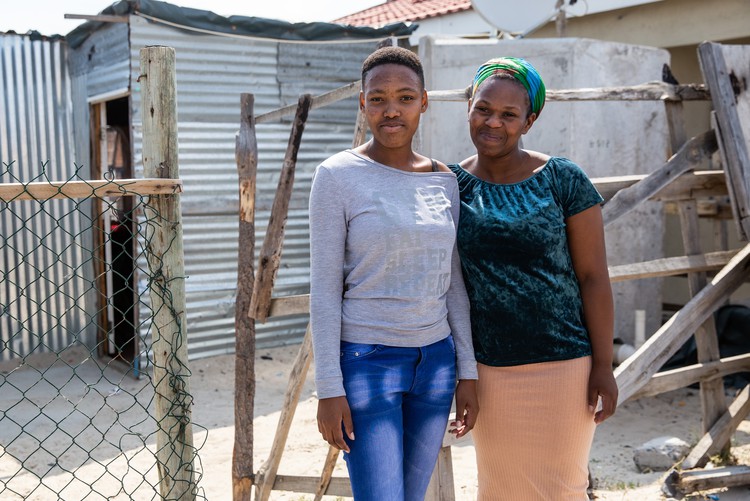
2 0 415 364
0 31 85 359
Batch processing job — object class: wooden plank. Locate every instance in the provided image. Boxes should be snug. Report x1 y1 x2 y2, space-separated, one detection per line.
427 82 709 103
699 42 750 240
666 466 750 494
666 96 728 441
614 242 750 404
268 294 310 318
352 108 368 148
314 447 341 501
0 179 182 201
632 353 750 400
593 170 728 203
682 385 750 469
714 112 748 240
233 93 257 501
664 198 735 219
602 129 718 226
254 82 709 121
255 324 314 501
425 446 456 501
678 200 728 437
249 94 313 323
272 475 352 497
140 46 196 500
256 82 359 124
608 249 737 282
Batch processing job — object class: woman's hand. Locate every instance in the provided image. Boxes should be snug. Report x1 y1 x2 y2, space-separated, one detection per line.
587 363 618 424
317 396 355 452
450 379 479 438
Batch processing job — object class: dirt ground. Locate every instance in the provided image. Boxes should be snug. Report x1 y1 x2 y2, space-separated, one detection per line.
3 343 750 500
192 343 750 501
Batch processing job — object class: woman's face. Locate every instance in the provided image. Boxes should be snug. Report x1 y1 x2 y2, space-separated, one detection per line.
360 63 427 151
468 76 536 158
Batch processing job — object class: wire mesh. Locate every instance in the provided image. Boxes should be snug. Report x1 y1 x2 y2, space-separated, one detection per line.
0 161 205 500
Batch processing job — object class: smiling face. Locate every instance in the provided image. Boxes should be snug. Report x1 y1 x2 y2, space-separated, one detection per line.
360 63 427 152
468 75 537 159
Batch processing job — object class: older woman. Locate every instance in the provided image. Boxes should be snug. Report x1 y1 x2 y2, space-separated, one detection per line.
448 57 618 500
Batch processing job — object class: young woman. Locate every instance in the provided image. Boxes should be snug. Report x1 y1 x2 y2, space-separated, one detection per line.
308 46 478 501
449 57 618 500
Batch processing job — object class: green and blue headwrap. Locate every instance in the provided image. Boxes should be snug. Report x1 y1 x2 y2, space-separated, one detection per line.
471 57 546 117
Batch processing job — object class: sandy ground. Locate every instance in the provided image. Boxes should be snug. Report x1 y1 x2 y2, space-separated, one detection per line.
3 343 750 500
196 344 750 501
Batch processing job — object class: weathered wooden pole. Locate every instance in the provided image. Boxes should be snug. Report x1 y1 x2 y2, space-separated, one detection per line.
139 45 197 500
233 93 257 501
255 324 314 501
248 94 312 322
664 98 728 447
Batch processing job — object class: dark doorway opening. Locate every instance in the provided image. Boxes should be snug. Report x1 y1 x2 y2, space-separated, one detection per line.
91 96 139 375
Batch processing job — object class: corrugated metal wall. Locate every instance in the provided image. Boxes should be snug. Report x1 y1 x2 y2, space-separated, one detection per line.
0 33 84 361
125 16 378 357
68 22 131 102
2 15 380 362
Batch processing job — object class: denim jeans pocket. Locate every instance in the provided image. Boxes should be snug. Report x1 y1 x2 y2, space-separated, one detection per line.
340 342 381 364
444 334 456 354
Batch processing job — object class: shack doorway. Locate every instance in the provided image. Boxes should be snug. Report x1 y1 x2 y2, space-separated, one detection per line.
90 95 139 372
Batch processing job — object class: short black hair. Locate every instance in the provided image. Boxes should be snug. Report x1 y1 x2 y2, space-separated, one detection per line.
361 46 425 88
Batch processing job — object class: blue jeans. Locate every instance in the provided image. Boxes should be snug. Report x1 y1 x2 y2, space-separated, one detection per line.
340 336 457 501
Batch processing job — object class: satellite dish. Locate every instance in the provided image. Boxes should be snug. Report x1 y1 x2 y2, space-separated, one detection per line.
470 0 558 35
470 0 665 35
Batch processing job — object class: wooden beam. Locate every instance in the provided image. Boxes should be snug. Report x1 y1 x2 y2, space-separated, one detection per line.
666 95 729 442
272 475 352 497
249 94 312 323
254 81 710 121
268 294 310 318
614 242 750 404
548 82 710 102
678 199 728 438
602 129 718 226
256 82 359 125
631 353 750 400
699 42 750 240
255 324 314 501
425 446 456 501
352 108 368 148
593 171 728 203
682 385 750 469
233 93 257 501
665 466 750 495
0 179 182 201
608 249 738 282
427 82 709 103
314 447 341 501
664 198 735 218
140 45 196 500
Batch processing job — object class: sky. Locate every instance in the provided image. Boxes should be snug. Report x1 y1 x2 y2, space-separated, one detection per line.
0 0 385 36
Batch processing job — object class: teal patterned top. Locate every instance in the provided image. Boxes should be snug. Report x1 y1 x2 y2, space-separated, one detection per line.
449 158 603 366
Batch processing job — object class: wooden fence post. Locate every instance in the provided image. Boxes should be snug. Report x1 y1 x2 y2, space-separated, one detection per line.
233 93 258 500
249 94 313 323
664 98 728 448
140 45 197 500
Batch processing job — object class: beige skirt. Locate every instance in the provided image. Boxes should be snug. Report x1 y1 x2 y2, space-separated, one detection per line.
473 356 595 501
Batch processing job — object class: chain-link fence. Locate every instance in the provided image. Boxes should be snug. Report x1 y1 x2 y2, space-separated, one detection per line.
0 161 205 500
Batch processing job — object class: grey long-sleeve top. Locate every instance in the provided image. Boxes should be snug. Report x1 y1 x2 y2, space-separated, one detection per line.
309 150 477 399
